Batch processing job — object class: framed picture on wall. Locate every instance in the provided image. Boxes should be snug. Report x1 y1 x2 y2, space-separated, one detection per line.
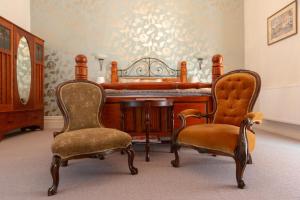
267 0 297 45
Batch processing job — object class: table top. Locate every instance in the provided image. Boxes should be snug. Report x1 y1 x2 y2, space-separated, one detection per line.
120 98 173 107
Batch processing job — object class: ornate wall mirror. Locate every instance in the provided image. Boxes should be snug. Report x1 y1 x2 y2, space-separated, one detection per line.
16 36 32 104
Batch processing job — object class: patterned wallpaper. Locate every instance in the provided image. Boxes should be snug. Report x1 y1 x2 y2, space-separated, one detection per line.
31 0 244 116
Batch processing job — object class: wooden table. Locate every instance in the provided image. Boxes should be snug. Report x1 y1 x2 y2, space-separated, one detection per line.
120 98 174 162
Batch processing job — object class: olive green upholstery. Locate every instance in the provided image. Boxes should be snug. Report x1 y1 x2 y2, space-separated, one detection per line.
53 81 133 159
58 82 103 131
52 128 132 159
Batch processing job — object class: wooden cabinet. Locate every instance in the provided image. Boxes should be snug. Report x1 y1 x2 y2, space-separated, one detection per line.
0 16 44 140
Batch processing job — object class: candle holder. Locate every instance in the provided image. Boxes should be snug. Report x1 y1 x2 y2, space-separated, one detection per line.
95 54 106 72
197 57 203 70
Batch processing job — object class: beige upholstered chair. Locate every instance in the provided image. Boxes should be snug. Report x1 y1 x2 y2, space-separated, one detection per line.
48 80 138 196
171 70 263 189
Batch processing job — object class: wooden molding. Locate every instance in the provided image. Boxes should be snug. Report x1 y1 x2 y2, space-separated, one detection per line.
44 116 64 130
212 54 224 82
180 61 187 83
75 54 88 80
111 61 118 83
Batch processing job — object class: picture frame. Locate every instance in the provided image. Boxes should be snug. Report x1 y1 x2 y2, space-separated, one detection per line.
267 0 298 45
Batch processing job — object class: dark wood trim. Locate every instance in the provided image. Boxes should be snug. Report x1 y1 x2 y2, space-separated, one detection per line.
120 99 174 162
48 145 138 196
0 16 44 42
101 82 212 90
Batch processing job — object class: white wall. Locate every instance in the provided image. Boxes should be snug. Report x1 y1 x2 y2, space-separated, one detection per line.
245 0 300 88
0 0 30 31
245 0 300 138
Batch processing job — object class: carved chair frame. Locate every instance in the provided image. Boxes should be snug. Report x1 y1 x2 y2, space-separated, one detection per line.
171 70 261 189
48 79 138 196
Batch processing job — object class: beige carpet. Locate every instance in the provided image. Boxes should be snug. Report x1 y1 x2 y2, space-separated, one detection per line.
0 129 300 200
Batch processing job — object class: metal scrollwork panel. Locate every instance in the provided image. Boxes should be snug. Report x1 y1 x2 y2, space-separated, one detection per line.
118 57 179 77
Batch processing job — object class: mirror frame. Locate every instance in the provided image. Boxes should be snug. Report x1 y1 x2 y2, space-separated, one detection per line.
16 35 33 105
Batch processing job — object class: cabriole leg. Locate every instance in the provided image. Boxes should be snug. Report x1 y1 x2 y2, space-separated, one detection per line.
234 150 248 189
171 144 180 167
48 155 61 196
125 146 138 175
61 160 68 167
247 154 253 164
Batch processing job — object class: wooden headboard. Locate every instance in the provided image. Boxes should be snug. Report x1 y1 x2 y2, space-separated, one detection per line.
74 54 224 90
110 55 223 84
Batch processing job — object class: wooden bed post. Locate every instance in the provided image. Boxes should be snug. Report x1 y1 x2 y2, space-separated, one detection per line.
212 54 223 82
180 61 187 83
75 54 88 80
111 61 118 83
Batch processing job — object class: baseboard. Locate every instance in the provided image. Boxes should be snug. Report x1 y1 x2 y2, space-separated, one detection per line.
44 116 64 130
255 119 300 141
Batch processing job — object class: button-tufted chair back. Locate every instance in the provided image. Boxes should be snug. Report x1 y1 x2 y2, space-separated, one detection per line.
212 70 261 126
56 80 105 132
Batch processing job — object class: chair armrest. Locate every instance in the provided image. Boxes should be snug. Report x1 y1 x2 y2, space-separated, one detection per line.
178 109 213 129
244 112 263 124
235 112 263 167
53 130 64 138
178 109 213 120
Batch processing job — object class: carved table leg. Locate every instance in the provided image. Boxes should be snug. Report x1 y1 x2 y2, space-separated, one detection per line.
170 106 174 153
48 155 61 196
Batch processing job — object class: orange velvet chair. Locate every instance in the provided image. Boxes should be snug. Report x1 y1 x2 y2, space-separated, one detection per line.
171 70 263 189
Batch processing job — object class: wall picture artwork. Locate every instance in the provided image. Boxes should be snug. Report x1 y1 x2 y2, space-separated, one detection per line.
268 0 297 45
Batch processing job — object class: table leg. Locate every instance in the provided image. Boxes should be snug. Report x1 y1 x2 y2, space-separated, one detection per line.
0 132 4 141
145 102 150 162
120 104 125 155
170 106 174 153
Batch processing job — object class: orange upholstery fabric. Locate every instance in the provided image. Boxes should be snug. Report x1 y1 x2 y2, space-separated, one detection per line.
178 124 255 155
213 73 256 126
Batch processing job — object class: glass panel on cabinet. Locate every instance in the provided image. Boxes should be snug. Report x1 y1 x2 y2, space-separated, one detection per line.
35 44 43 62
0 25 10 50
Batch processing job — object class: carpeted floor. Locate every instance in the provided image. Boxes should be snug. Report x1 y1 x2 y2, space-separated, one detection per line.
0 129 300 200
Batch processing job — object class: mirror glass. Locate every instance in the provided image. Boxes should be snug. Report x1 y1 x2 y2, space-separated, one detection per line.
16 36 31 104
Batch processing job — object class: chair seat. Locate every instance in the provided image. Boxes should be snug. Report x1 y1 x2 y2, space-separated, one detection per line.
52 128 132 159
178 124 255 155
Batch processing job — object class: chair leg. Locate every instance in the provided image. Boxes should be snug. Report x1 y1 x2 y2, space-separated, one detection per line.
234 150 248 189
97 155 105 160
61 160 68 167
48 155 61 196
247 154 253 164
171 144 180 167
125 146 138 175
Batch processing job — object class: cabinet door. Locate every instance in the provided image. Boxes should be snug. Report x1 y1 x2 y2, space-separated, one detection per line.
13 26 35 110
0 17 13 111
33 38 44 109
